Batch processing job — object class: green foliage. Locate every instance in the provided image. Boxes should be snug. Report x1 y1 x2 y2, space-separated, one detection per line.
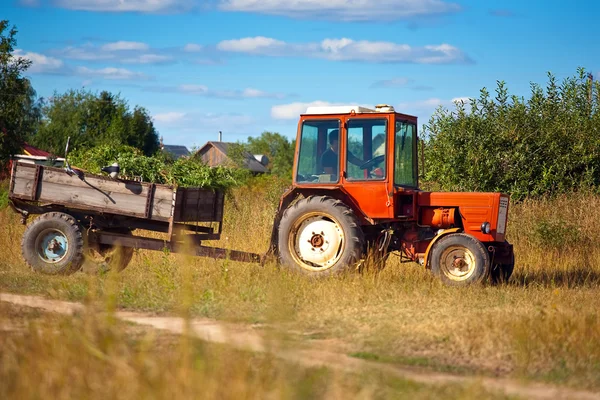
69 144 247 190
244 131 294 179
531 218 584 251
33 89 159 157
0 20 42 166
424 68 600 199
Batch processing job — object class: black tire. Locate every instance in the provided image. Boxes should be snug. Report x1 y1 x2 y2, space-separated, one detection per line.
21 212 84 275
87 228 134 273
278 196 365 276
491 252 515 284
430 233 490 286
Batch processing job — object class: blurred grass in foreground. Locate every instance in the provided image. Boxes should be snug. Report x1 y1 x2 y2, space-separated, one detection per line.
0 180 599 390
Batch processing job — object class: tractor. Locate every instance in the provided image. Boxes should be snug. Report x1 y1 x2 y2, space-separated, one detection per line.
268 104 514 286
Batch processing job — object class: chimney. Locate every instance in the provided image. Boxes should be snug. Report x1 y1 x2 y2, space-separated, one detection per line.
218 131 222 142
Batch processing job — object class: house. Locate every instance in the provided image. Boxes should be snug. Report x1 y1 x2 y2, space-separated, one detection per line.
159 136 190 159
195 141 269 174
162 144 190 159
1 143 63 180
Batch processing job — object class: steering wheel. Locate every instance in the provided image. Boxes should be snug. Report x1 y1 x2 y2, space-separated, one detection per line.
359 155 385 170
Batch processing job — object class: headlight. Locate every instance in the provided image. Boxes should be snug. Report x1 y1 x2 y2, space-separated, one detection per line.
481 222 491 234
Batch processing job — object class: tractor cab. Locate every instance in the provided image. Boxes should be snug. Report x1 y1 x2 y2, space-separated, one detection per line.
293 104 418 220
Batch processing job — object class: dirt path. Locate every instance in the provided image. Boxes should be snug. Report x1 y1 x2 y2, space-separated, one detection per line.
1 292 599 400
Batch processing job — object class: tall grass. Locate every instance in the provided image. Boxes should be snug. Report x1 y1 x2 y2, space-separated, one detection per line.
1 180 600 390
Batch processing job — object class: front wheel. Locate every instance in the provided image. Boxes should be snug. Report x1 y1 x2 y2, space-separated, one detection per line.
430 233 490 286
278 196 364 276
21 212 85 275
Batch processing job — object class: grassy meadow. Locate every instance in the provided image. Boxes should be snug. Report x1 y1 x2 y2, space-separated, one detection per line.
1 177 600 397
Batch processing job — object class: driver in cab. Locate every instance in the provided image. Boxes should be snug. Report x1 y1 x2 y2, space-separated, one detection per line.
320 129 365 178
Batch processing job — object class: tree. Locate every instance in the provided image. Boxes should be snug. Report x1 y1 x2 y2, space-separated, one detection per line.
0 20 41 165
244 131 295 178
424 68 600 199
33 89 159 156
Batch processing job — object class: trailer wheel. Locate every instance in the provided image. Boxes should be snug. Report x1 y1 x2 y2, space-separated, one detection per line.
21 212 84 275
278 196 364 276
86 229 135 273
491 252 515 284
430 233 490 286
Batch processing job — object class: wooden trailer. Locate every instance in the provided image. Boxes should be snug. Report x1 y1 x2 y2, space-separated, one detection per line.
8 161 260 275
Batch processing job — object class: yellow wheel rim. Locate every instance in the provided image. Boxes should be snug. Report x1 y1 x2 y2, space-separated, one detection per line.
439 245 476 281
288 211 345 272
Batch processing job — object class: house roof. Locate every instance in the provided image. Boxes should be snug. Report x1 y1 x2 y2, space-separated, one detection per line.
22 143 54 157
162 144 190 159
197 141 268 173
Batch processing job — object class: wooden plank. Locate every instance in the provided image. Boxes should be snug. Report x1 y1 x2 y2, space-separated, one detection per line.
12 177 34 198
36 181 172 220
14 164 36 181
41 168 150 197
152 196 173 220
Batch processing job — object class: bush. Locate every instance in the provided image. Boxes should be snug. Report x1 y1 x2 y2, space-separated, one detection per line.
69 144 249 190
424 68 600 199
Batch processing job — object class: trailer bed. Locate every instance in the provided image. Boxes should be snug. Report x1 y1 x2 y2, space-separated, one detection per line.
9 161 224 225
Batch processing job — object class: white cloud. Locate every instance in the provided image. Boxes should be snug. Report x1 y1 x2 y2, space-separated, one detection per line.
242 88 270 98
19 0 40 6
13 49 65 73
217 36 471 64
271 101 342 119
75 66 147 80
371 77 412 88
148 84 285 99
123 53 172 64
218 0 460 21
53 0 191 13
56 42 173 64
33 0 460 20
153 112 186 123
101 41 149 51
217 36 286 53
179 84 209 94
183 43 202 52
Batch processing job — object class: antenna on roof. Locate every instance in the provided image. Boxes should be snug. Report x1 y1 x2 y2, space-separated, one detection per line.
218 131 222 142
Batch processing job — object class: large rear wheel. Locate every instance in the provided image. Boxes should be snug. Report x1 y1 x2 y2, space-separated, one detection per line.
430 233 490 286
278 196 364 276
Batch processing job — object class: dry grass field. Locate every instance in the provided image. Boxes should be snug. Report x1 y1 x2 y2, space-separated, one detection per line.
1 178 599 398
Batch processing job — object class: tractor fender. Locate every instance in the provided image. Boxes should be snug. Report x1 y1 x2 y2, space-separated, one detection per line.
423 228 462 269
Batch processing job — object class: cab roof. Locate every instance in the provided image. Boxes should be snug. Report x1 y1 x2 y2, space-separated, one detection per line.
304 104 396 115
302 104 417 121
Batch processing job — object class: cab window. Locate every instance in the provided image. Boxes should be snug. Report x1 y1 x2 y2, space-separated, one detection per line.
394 121 417 187
346 119 387 181
296 120 340 183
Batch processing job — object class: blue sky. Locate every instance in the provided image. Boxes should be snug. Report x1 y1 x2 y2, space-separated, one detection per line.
4 0 599 148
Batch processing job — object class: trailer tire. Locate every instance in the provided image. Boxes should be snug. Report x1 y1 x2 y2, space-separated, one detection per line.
430 233 490 286
278 196 364 277
21 212 85 275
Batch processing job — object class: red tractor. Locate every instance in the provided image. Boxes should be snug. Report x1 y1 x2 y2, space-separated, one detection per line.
268 104 514 286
